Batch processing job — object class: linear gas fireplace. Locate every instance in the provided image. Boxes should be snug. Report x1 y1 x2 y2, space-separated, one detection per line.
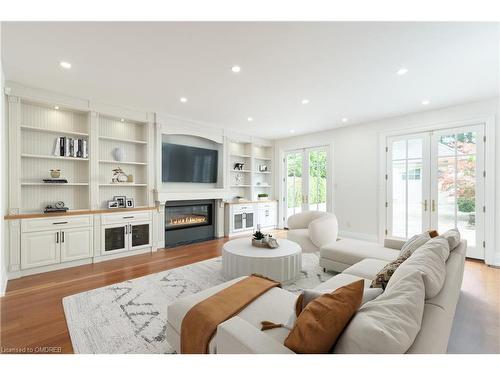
165 200 215 247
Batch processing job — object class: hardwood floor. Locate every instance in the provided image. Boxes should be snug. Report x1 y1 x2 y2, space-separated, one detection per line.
1 235 498 354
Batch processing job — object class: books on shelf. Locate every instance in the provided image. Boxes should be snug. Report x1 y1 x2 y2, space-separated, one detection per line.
54 137 88 158
43 178 68 184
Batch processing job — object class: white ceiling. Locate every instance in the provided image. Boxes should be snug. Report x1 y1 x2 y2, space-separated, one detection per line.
2 22 498 139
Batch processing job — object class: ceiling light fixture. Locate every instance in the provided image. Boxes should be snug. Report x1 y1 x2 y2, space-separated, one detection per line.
341 118 348 123
396 68 408 76
180 97 188 103
290 129 296 133
120 118 125 122
231 65 241 73
421 100 430 105
247 117 253 122
301 99 310 104
54 106 60 110
59 61 71 69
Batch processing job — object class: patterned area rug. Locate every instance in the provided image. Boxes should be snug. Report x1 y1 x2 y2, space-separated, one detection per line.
63 252 336 354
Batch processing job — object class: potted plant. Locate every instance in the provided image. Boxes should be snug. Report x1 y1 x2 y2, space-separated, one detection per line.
257 193 269 201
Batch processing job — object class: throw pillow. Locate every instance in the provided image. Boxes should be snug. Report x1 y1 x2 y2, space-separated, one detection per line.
427 229 439 238
399 232 431 258
286 286 383 329
284 280 364 353
441 228 461 251
334 271 425 354
389 236 449 299
370 257 405 289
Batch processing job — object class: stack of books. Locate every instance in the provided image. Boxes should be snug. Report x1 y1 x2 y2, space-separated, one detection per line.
54 137 88 158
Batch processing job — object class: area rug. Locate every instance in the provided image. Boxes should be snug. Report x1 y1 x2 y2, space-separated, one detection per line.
62 252 335 354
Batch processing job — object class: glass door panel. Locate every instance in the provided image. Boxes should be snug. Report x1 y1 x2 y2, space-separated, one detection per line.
131 223 150 248
308 149 327 212
432 127 484 258
104 226 126 252
387 135 429 238
285 152 304 219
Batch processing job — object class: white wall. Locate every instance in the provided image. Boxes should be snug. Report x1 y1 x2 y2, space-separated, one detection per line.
1 24 8 296
276 98 499 264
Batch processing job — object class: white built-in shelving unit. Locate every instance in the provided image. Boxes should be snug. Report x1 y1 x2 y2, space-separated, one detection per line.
228 140 273 201
8 96 154 214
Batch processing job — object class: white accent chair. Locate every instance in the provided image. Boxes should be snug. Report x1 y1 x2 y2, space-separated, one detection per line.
286 211 338 252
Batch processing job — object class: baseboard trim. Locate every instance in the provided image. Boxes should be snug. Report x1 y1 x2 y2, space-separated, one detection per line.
338 230 378 243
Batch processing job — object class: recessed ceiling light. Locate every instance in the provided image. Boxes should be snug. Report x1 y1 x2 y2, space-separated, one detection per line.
341 118 348 123
247 117 253 122
301 99 310 104
120 118 125 122
59 61 71 69
54 106 59 110
180 97 188 103
231 65 241 73
396 68 408 76
421 100 430 105
290 129 296 133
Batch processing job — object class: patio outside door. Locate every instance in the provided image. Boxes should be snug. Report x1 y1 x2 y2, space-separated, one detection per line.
285 147 328 224
386 124 485 259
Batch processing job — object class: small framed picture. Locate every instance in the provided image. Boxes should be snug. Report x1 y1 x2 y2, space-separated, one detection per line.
113 196 126 208
259 164 268 172
107 200 119 209
126 198 135 208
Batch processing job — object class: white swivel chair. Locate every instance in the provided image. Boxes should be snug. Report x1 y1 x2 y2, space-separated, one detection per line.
286 211 338 252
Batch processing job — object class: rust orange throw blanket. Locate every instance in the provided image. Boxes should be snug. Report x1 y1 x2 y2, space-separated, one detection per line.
180 274 280 354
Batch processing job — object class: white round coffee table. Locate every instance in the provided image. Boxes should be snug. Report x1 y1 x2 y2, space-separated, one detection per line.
222 238 302 282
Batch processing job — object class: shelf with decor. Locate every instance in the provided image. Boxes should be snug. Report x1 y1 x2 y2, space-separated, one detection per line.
12 100 91 213
97 115 151 209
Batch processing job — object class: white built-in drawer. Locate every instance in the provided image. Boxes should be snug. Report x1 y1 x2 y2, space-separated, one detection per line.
22 215 92 233
101 210 152 225
232 204 255 212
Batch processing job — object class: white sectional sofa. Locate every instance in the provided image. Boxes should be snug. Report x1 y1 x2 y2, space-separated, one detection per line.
166 236 466 354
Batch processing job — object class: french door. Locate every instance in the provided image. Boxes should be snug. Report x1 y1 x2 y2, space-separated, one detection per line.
386 124 485 259
285 147 328 222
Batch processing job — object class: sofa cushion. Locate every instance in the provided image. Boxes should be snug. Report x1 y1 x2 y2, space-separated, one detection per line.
314 273 372 292
390 236 449 299
442 228 461 251
320 238 400 267
334 271 425 354
342 258 389 280
284 280 364 353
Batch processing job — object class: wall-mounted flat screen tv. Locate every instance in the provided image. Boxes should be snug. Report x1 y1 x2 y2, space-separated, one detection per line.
162 143 218 183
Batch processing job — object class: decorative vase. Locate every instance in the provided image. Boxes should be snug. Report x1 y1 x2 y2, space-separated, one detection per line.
113 147 126 162
50 169 61 178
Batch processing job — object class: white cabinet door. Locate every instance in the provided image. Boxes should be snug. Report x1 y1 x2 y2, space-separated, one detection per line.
21 230 60 269
102 224 128 254
129 221 152 250
61 227 93 262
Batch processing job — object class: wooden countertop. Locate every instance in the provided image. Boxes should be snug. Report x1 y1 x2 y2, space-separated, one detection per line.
224 200 277 205
4 206 158 220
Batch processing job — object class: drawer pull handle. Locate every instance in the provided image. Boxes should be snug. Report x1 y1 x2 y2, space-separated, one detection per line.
61 231 65 243
56 232 59 243
123 216 134 219
53 221 68 225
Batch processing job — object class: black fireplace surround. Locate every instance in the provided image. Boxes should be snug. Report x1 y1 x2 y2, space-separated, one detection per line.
165 199 215 247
